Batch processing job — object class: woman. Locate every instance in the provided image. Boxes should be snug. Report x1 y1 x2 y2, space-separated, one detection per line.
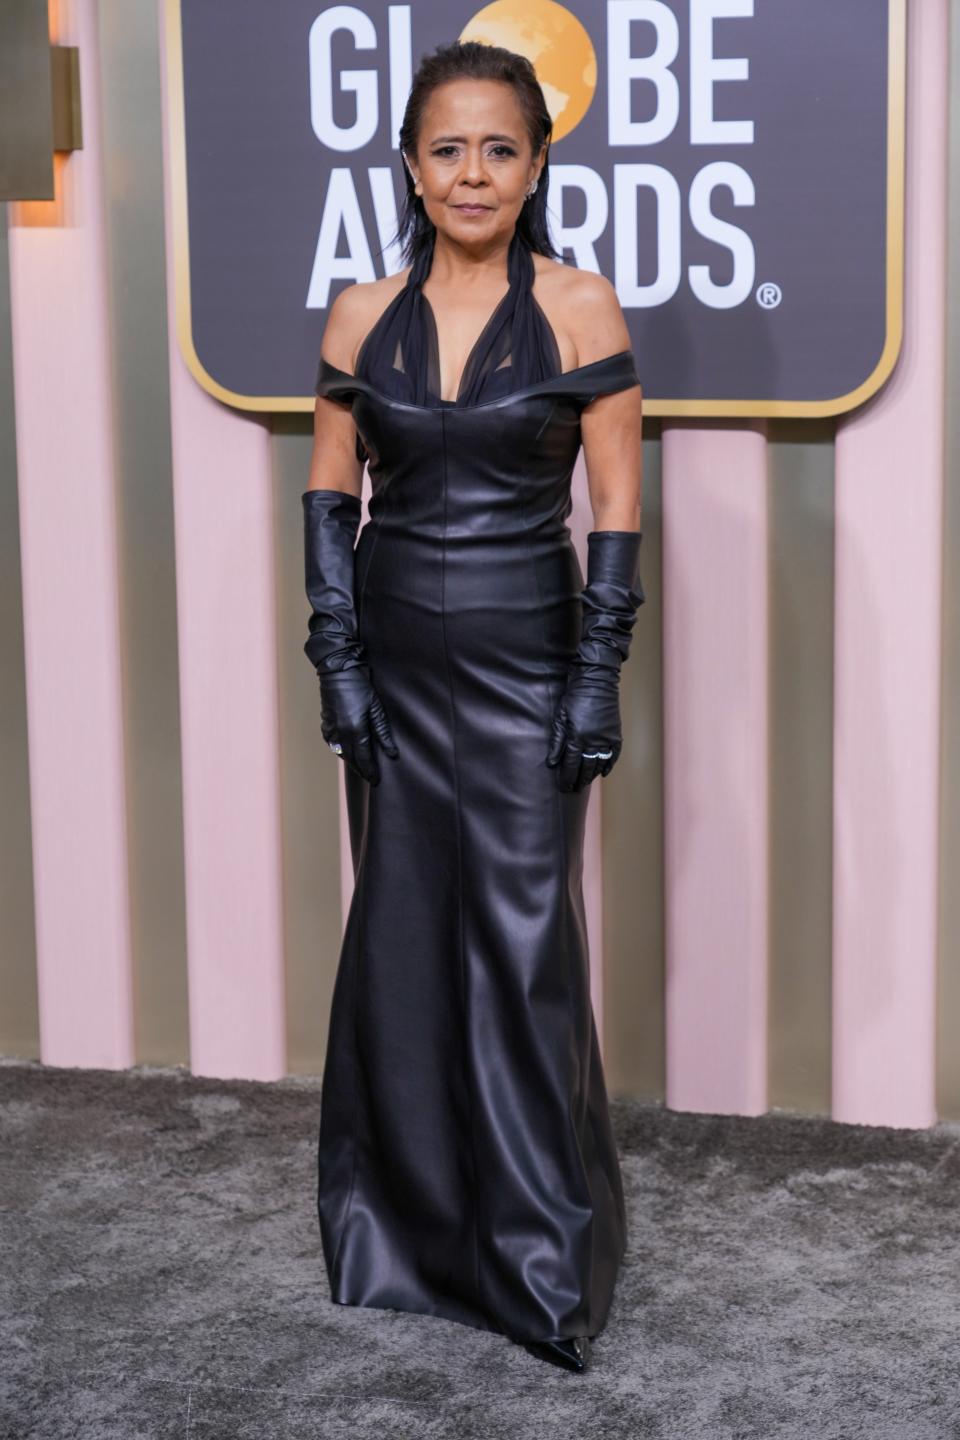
302 40 644 1374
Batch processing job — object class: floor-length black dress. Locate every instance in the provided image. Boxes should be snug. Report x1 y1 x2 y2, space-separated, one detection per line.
313 223 641 1345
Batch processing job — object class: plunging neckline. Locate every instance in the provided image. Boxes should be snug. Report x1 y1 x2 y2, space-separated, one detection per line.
419 282 514 405
408 225 554 408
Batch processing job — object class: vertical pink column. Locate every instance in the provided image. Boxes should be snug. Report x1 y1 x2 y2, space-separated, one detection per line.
832 0 943 1128
8 0 133 1067
662 423 769 1115
158 1 286 1078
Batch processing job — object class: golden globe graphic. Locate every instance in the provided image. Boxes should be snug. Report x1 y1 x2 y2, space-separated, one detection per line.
459 1 597 142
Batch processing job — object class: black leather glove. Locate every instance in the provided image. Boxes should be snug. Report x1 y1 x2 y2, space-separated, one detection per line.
546 530 644 792
302 487 398 786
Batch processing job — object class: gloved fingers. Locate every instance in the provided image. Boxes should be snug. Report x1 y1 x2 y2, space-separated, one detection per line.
369 688 399 758
574 752 603 791
581 741 617 786
344 723 380 787
317 669 384 783
545 704 569 767
322 728 350 771
599 742 621 778
323 710 381 786
556 737 585 792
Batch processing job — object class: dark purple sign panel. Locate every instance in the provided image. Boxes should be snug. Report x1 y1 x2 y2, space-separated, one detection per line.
166 0 904 417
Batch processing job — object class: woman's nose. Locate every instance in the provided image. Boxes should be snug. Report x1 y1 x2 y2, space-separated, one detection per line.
458 148 488 183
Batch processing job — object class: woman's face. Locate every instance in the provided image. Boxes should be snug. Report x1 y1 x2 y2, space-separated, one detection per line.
405 79 546 245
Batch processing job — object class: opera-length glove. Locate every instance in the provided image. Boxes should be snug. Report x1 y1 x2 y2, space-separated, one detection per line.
302 487 398 786
546 530 645 792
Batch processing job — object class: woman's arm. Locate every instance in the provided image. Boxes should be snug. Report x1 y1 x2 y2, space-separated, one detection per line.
572 272 643 532
306 286 365 499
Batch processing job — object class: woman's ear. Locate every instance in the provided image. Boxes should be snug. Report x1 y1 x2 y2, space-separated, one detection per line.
402 151 419 187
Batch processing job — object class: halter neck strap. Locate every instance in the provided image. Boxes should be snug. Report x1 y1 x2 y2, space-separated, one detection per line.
357 225 561 407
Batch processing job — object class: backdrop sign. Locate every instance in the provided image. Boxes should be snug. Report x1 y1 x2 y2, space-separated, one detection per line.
165 0 905 418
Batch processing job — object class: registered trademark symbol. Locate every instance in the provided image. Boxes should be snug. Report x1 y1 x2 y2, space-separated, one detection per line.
757 282 782 309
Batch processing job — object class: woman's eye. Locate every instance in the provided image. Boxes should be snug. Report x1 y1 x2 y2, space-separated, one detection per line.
431 145 516 159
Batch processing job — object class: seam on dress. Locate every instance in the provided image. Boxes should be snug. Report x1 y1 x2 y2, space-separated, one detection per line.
437 410 485 1327
327 780 370 1287
517 455 590 1343
533 399 558 444
353 422 394 627
355 513 379 625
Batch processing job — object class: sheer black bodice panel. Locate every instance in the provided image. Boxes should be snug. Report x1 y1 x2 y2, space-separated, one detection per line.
354 225 564 409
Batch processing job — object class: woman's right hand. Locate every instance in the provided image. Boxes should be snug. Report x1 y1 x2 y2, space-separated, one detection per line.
319 665 398 786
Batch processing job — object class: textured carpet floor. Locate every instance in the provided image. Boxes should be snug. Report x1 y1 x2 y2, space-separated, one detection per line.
1 1059 958 1439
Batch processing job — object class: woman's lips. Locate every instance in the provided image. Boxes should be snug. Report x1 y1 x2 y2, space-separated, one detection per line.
455 204 490 213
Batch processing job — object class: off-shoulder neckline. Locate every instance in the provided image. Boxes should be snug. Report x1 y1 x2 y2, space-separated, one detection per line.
315 350 637 415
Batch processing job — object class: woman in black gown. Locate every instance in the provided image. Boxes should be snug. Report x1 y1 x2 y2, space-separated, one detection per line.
303 40 644 1374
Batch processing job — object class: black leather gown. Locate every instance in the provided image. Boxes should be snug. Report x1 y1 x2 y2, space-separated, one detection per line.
313 225 641 1345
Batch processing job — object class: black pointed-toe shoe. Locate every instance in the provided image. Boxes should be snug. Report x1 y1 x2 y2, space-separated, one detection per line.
520 1335 592 1372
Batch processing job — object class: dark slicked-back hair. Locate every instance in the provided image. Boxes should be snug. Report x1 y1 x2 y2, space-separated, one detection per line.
391 39 560 266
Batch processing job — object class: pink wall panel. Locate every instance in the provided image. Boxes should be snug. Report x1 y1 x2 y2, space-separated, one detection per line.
9 0 133 1067
663 423 769 1116
832 0 946 1128
158 1 287 1079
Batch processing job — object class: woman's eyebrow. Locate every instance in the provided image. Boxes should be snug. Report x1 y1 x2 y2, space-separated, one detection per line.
428 132 520 144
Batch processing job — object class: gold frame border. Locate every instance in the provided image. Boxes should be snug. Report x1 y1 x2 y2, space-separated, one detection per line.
164 0 906 419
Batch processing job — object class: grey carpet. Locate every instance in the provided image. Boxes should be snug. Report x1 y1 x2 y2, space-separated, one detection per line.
1 1059 958 1440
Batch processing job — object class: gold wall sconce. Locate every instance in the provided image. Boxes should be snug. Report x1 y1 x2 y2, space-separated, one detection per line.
0 0 83 202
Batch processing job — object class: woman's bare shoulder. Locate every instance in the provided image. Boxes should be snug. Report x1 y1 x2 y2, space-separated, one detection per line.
532 252 630 368
321 269 412 374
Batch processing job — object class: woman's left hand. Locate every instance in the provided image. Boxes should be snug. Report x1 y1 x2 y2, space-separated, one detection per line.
545 671 622 792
